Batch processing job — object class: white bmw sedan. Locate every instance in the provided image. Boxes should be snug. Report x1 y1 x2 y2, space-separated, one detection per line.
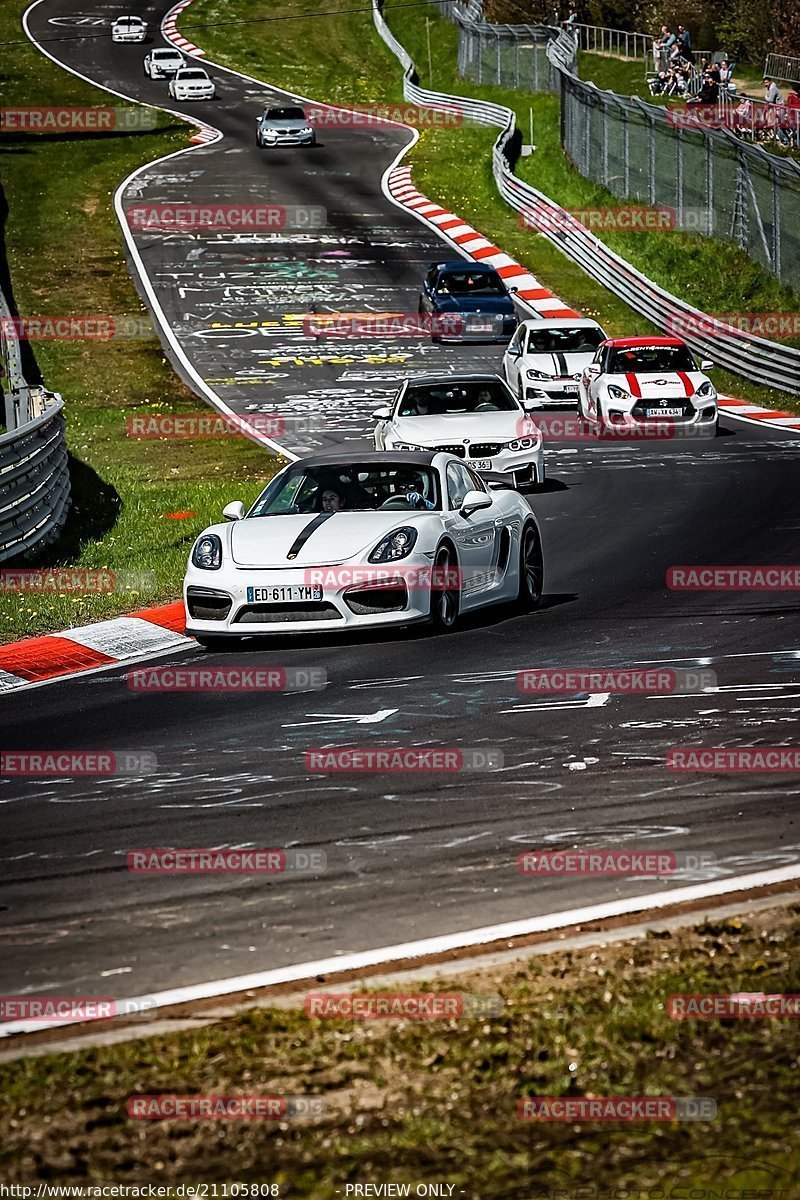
169 67 216 100
184 452 544 646
503 318 607 407
373 375 544 490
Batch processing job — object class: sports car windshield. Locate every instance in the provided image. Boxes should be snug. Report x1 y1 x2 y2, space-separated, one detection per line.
178 70 208 79
526 326 604 353
436 271 505 296
608 345 696 373
399 380 517 417
250 464 441 515
264 107 306 121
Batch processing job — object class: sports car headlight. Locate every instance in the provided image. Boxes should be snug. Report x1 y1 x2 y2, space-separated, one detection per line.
369 527 418 563
526 368 551 380
394 442 427 452
607 384 630 399
507 436 538 451
696 381 716 398
192 534 222 570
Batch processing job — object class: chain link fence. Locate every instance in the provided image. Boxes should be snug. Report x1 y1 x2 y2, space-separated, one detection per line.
440 1 800 293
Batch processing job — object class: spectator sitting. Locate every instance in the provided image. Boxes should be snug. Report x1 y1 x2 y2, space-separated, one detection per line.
785 87 800 143
719 60 734 89
706 61 721 84
687 71 719 105
731 95 753 134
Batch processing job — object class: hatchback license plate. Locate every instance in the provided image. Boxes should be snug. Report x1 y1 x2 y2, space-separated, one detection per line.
645 406 683 418
247 585 323 603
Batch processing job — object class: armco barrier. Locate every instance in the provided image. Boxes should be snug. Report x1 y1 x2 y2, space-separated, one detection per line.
0 285 71 562
0 399 70 562
373 2 800 395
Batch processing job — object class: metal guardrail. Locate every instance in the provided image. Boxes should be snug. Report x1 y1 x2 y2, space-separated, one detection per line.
373 3 800 396
0 287 71 562
765 53 800 85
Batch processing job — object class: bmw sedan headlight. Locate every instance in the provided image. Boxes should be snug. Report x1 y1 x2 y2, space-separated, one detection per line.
526 368 551 380
696 381 716 398
192 533 222 570
393 441 427 452
607 384 631 399
507 436 539 451
369 527 418 563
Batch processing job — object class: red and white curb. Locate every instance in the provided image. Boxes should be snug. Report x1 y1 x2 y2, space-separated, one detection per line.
388 165 580 319
162 0 205 58
0 603 191 694
161 0 218 143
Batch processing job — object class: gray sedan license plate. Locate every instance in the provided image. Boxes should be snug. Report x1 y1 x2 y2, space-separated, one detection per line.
247 585 323 603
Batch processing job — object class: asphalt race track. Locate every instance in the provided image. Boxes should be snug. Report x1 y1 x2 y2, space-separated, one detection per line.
2 0 800 1004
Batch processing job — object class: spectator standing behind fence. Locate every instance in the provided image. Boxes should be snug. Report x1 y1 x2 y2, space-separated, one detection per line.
676 24 692 61
764 77 782 104
719 60 733 90
653 25 676 73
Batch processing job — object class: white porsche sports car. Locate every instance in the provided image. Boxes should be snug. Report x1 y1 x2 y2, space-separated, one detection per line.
169 67 216 100
112 14 147 42
143 48 184 78
184 452 544 645
578 336 718 436
373 375 545 490
503 318 607 406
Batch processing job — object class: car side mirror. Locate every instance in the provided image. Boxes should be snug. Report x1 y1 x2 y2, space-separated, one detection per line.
372 407 391 421
700 359 714 371
222 501 245 521
586 363 601 376
460 490 493 517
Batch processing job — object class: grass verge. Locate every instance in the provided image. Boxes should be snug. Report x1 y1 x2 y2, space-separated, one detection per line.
1 901 798 1190
0 6 278 643
182 0 799 417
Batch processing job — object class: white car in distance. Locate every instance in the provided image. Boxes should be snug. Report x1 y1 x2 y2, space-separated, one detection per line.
503 318 607 407
143 48 185 79
169 67 216 100
112 14 147 42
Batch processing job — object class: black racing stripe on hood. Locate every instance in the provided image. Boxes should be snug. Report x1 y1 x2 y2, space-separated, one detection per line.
285 513 333 560
555 352 569 376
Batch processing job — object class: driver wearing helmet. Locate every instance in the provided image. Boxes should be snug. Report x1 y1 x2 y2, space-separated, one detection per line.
400 469 435 510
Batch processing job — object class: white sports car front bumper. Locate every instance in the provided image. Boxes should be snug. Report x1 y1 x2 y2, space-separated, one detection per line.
113 29 146 41
184 564 434 636
172 85 215 99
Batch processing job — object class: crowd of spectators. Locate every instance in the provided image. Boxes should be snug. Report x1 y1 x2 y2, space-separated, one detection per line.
649 24 800 146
